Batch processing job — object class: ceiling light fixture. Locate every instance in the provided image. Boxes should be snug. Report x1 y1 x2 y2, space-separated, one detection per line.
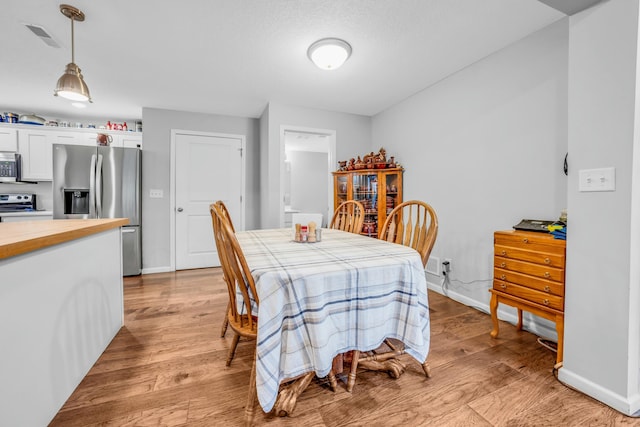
307 38 352 71
54 4 92 103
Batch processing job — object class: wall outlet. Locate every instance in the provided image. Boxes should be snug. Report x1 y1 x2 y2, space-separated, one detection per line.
149 189 164 199
443 258 452 274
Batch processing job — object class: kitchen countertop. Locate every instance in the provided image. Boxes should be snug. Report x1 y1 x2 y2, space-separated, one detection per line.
0 218 129 259
0 210 53 217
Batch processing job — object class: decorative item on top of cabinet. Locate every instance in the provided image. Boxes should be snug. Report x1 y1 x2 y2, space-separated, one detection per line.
489 230 566 365
332 157 403 238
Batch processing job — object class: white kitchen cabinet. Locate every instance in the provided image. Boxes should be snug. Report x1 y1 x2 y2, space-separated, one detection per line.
116 133 142 148
0 127 18 151
17 129 53 181
13 127 142 182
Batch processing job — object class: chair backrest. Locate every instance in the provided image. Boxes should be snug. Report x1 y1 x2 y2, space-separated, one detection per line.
210 204 258 329
291 212 323 229
330 200 365 234
378 200 438 267
214 200 236 232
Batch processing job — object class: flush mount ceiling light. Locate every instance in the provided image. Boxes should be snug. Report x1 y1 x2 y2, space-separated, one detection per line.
307 38 352 70
54 4 92 103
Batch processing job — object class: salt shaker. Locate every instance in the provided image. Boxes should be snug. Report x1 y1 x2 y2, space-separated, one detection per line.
308 222 317 242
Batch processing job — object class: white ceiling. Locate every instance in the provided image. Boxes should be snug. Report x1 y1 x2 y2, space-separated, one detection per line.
2 1 579 122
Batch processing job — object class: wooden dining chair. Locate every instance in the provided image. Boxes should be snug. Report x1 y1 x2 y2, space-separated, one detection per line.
329 200 365 234
212 205 338 424
214 200 235 338
346 200 438 392
379 200 438 268
210 203 258 367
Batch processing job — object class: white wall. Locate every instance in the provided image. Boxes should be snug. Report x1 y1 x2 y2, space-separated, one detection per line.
260 103 372 228
559 0 640 415
372 20 569 320
141 107 259 272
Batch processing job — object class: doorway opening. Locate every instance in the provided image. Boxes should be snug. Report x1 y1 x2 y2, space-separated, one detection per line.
280 126 336 228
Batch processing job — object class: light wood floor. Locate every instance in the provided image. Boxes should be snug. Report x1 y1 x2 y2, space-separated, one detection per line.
50 268 638 426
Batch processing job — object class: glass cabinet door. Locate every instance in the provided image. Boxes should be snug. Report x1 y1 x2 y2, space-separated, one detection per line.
352 172 379 237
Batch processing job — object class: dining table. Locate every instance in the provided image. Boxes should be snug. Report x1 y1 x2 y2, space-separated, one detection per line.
235 227 430 418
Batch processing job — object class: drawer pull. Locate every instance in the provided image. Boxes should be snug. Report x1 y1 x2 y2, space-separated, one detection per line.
501 250 507 256
500 274 506 280
544 285 550 292
500 284 507 289
543 299 550 306
523 238 529 243
544 272 550 278
500 262 506 268
544 258 551 264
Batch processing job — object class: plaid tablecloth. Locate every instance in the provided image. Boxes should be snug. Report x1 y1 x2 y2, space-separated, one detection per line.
235 228 430 412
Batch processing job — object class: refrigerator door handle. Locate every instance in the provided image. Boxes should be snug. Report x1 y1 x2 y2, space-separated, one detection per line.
89 154 97 218
121 228 136 233
96 153 104 218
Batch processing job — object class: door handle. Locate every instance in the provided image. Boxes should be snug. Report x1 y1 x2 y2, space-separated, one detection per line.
177 207 183 212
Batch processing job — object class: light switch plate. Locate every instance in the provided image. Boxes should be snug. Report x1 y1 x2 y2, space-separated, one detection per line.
149 189 164 198
578 168 615 192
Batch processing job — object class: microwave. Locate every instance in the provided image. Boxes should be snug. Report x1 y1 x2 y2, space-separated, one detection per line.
0 153 22 183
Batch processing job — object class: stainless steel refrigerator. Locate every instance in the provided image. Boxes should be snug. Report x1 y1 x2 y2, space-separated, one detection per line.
52 144 142 276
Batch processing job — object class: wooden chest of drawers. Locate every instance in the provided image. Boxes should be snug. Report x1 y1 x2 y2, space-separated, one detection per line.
489 230 566 364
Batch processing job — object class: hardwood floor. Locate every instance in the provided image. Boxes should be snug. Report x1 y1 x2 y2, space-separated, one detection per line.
50 268 638 426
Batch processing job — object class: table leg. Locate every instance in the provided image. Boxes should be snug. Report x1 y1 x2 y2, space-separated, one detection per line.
490 292 500 338
272 372 315 417
357 350 406 379
244 356 258 427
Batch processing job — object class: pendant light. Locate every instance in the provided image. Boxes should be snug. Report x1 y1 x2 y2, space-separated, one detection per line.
54 4 92 103
307 38 352 70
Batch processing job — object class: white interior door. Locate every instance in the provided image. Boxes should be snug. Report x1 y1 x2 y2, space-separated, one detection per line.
175 132 243 270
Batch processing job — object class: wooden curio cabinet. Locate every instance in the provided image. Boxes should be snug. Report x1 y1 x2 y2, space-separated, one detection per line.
332 168 403 237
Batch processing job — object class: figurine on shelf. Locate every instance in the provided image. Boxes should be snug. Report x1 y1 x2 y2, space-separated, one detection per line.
354 156 365 170
366 156 375 169
387 156 396 168
347 158 355 170
337 160 347 171
376 147 387 164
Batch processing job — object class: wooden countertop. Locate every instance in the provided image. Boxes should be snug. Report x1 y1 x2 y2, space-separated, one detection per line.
0 218 129 259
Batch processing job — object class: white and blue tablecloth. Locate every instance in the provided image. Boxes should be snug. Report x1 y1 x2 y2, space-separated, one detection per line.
235 228 430 412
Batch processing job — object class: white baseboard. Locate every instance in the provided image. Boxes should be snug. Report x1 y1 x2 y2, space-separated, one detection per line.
426 279 558 341
558 367 640 416
141 266 174 275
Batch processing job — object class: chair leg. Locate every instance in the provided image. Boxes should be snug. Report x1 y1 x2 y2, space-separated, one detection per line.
347 350 360 393
220 304 230 337
244 356 258 427
226 333 241 366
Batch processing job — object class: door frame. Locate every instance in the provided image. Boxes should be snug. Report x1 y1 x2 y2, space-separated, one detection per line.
169 129 246 271
279 125 336 227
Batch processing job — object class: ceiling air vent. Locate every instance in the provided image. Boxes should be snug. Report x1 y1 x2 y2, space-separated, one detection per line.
24 23 60 48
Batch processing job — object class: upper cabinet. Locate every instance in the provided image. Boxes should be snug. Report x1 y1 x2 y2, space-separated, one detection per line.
0 128 18 151
3 123 143 182
18 129 54 181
